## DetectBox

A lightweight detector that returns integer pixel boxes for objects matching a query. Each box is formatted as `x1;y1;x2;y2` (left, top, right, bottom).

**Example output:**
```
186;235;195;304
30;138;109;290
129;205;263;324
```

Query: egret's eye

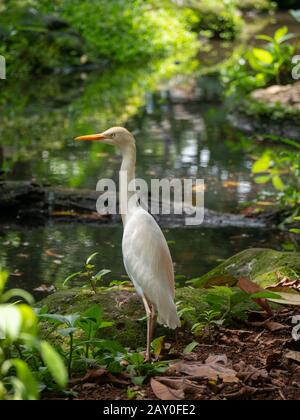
111;133;116;138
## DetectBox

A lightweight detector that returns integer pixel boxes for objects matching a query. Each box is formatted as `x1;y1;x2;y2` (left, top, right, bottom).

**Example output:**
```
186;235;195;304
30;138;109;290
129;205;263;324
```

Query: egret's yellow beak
74;133;106;141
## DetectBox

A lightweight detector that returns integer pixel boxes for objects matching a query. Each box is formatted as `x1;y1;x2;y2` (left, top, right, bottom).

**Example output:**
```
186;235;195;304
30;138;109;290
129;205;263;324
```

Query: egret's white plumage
75;126;180;360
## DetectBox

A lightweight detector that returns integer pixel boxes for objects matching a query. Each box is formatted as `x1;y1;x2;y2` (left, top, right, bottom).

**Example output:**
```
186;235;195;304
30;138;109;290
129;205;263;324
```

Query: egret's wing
122;209;180;328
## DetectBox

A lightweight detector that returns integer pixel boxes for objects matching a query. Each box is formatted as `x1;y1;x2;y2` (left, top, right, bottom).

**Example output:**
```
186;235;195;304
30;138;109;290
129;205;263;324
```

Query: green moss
243;97;300;121
191;248;300;291
39;287;214;347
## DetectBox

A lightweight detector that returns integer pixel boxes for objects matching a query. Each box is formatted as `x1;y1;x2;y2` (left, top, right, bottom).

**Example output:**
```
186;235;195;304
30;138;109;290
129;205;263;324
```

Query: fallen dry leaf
33;284;56;293
150;378;184;400
264;321;289;332
170;354;239;383
237;277;273;316
45;249;64;258
285;351;300;364
71;368;129;386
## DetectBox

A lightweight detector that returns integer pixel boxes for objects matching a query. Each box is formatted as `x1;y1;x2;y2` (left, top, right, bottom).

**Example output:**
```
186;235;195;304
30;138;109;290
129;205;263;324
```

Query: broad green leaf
81;304;102;324
2;359;39;400
254;175;271;184
256;34;273;43
252;48;273;64
1;289;34;305
0;306;21;340
132;376;146;386
272;175;285;191
2;359;38;400
98;321;113;329
57;327;77;336
294;217;300;221
38;313;72;326
252;154;271;173
19;305;38;335
274;26;288;43
40;341;68;387
290;229;300;234
251;291;281;300
290;10;300;23
151;336;165;357
129;352;144;365
183;341;199;354
0;270;9;294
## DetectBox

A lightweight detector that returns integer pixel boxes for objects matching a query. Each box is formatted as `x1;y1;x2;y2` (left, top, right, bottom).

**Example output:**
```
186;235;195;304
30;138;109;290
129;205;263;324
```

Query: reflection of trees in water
0;56;197;186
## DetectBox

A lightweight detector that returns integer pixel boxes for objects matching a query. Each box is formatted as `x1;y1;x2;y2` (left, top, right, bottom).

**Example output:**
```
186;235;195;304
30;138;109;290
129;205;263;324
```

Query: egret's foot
140;350;155;363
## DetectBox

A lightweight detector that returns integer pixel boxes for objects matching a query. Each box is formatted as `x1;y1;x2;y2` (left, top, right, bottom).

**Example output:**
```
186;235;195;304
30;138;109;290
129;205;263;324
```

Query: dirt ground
44;306;300;401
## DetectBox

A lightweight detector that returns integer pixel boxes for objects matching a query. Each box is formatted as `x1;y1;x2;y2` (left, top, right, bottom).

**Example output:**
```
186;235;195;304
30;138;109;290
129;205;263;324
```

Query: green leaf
251;48;273;64
290;10;300;23
57;327;78;336
272;175;285;191
183;341;199;354
290;229;300;234
2;359;38;400
252;154;271;173
294;217;300;221
129;352;144;365
93;269;111;281
0;270;9;294
39;313;72;326
256;34;273;43
19;305;38;336
274;26;288;43
0;306;21;340
251;291;281;300
40;341;68;388
151;336;165;357
132;376;146;386
254;175;271;184
99;321;114;329
63;271;82;287
1;288;34;305
86;252;99;265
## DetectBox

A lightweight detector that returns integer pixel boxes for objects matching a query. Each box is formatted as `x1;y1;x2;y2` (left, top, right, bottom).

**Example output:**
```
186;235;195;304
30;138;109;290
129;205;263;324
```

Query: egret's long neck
119;143;137;224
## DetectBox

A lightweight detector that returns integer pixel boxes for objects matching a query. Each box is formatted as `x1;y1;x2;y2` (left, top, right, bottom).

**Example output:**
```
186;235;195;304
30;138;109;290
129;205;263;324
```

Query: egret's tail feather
157;298;181;329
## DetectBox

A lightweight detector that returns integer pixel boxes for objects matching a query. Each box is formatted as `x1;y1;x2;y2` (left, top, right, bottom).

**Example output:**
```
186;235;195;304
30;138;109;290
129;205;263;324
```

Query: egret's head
75;126;135;149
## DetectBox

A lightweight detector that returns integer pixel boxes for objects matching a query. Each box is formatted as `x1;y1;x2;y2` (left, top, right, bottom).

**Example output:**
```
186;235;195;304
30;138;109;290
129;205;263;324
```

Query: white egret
75;127;180;360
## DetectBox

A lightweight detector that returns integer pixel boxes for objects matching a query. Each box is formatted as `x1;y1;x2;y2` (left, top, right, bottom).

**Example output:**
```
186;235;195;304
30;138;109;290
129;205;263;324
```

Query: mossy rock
191;248;300;293
38;287;212;348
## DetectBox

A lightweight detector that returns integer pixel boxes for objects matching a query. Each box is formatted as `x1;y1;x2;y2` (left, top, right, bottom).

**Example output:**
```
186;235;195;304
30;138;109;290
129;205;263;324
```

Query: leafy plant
222;26;297;96
38;304;114;375
124;352;168;386
252;149;300;218
0;269;67;400
191;309;222;339
63;252;111;292
248;26;296;84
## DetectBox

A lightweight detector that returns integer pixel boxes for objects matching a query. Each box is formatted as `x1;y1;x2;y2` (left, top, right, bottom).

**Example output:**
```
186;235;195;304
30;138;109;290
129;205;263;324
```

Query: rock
38;287;213;347
251;83;300;110
228;82;300;142
190;248;300;292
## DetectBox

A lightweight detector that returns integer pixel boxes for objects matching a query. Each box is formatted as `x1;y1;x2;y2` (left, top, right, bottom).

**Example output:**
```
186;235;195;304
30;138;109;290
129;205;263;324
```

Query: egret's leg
142;295;151;361
150;304;157;345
